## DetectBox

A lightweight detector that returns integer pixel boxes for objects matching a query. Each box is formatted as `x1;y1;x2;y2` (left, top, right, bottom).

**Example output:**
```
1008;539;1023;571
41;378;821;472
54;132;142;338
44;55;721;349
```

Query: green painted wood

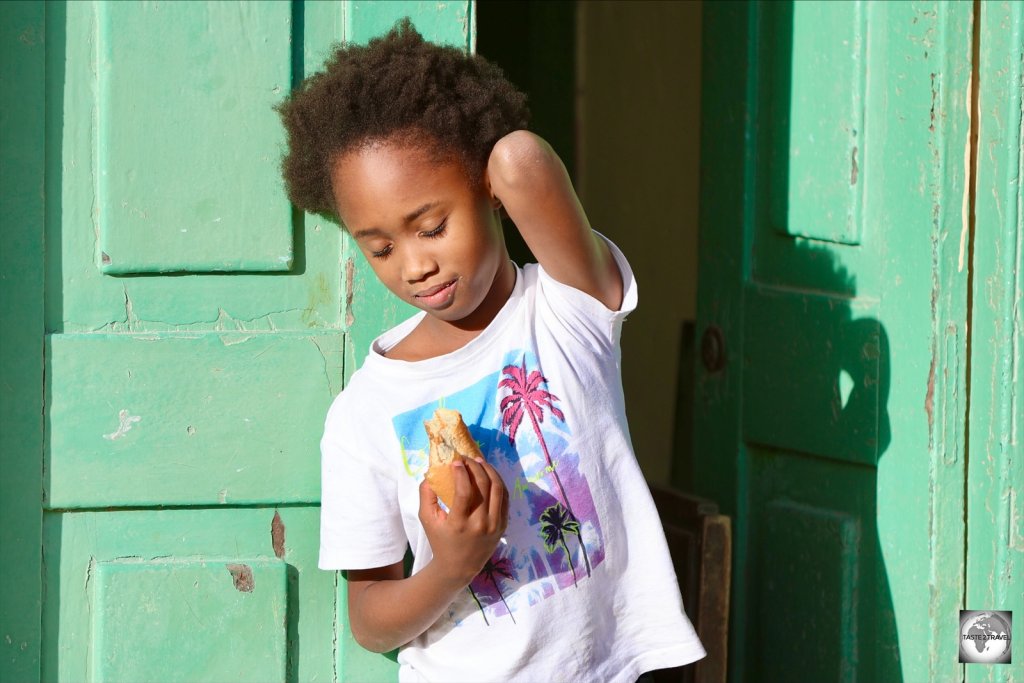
42;507;333;683
349;0;473;50
966;2;1024;681
37;2;348;681
0;2;46;679
97;0;295;274
752;477;864;682
33;2;470;681
743;285;883;466
45;332;341;508
694;2;973;682
50;1;344;336
92;559;287;682
770;0;866;245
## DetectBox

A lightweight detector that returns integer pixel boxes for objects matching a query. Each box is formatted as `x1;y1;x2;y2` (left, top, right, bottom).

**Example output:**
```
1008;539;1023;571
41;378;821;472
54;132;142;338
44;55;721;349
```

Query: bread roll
424;408;484;506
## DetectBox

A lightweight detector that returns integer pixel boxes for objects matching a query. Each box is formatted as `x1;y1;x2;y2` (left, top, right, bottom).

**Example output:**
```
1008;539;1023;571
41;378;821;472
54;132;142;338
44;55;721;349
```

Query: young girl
277;20;706;683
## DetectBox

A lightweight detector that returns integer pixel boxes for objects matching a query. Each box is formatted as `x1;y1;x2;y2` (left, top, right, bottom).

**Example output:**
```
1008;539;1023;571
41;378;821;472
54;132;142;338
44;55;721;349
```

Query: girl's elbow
351;621;397;654
489;131;558;188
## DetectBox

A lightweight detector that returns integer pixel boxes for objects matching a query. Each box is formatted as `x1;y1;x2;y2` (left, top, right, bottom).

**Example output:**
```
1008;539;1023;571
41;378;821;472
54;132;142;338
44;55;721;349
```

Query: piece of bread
423;408;484;506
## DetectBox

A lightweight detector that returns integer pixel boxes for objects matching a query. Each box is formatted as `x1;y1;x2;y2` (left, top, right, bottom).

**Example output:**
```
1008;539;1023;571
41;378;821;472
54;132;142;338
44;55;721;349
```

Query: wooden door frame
691;3;751;676
965;0;1024;663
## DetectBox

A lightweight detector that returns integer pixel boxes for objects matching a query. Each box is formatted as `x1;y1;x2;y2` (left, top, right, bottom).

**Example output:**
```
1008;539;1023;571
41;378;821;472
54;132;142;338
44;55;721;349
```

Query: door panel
742;287;884;466
749;457;866;683
40;2;473;681
695;3;973;682
46;332;340;507
769;0;867;246
42;507;332;682
96;1;295;274
48;2;342;335
92;559;288;682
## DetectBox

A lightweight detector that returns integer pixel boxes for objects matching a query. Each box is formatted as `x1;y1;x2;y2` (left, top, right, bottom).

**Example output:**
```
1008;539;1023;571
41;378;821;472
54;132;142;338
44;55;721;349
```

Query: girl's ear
482;168;502;210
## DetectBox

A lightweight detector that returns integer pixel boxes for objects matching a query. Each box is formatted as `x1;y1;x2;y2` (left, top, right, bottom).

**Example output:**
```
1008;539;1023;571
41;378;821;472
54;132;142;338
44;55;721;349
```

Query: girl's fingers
447;460;474;520
460;456;489;501
418;478;447;526
483;461;507;527
450;456;507;528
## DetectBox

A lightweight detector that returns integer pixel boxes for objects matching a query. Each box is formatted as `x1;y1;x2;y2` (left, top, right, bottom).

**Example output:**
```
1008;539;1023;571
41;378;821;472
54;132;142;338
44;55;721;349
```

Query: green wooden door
694;2;975;682
0;2;470;681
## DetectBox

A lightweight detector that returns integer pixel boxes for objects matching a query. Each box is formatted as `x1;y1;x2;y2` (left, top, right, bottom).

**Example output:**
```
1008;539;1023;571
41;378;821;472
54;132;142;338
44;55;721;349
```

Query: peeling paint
959;72;973;272
103;409;142;440
88;304;319;335
123;287;136;332
84;556;95;596
220;334;256;346
226;563;254;592
1010;488;1023;551
929;72;937;132
925;354;937;441
850;145;859;185
926;218;940;450
18;25;39;45
344;257;356;328
271;510;286;559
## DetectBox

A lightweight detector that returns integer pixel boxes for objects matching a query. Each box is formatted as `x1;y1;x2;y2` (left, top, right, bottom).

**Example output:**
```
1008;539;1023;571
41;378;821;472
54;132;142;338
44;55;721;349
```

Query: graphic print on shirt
392;349;606;626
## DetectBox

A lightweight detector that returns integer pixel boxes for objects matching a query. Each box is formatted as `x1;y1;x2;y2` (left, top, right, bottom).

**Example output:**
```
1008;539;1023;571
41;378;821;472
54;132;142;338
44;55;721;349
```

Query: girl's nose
401;246;438;284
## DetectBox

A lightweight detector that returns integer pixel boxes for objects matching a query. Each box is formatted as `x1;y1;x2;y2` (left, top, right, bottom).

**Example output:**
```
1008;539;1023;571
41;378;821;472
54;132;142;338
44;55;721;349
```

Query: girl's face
330;139;512;330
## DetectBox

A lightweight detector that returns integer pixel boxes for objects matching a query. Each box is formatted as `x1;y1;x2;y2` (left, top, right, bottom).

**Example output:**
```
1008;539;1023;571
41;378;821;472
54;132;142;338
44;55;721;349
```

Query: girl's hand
347;460;509;654
418;457;509;586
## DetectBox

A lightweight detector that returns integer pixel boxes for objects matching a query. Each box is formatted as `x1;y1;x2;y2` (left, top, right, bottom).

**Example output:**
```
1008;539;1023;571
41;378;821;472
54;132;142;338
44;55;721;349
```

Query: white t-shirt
319;237;706;683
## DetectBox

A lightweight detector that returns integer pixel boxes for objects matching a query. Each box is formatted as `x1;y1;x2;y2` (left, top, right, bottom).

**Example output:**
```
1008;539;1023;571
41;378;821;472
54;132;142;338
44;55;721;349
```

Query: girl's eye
371;244;393;260
421;219;448;239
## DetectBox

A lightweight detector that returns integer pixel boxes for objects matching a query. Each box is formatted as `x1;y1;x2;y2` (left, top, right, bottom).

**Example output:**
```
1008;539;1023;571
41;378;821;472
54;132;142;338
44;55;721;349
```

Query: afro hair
275;18;530;223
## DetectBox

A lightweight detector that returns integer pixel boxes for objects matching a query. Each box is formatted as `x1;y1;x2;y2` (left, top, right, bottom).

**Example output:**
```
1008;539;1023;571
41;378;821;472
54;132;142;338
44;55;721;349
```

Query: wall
576;0;702;483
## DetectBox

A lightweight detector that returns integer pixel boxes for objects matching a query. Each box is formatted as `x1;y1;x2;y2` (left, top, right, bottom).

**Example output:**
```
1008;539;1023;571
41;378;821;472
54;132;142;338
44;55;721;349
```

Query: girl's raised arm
486;130;624;311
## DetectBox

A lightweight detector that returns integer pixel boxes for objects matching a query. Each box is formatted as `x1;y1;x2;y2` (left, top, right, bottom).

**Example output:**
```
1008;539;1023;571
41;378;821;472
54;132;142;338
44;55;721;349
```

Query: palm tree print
466;585;489;626
539;502;580;587
499;357;592;577
475;553;518;624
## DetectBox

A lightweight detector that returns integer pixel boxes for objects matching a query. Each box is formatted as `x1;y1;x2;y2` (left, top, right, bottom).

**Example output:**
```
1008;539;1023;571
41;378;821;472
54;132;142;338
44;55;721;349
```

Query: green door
1;2;470;681
694;2;975;682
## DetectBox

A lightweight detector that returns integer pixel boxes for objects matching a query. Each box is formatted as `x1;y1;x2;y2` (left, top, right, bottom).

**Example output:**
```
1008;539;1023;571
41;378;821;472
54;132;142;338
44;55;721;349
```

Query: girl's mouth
414;278;458;308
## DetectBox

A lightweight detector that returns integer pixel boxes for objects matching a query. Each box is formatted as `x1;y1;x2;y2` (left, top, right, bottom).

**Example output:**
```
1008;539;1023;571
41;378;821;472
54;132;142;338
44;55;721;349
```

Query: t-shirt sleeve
318;392;408;571
534;231;639;352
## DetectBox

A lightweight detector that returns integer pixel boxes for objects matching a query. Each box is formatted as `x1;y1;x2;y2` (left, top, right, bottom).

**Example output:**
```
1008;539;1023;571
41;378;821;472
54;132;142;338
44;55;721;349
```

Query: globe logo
959;610;1012;664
